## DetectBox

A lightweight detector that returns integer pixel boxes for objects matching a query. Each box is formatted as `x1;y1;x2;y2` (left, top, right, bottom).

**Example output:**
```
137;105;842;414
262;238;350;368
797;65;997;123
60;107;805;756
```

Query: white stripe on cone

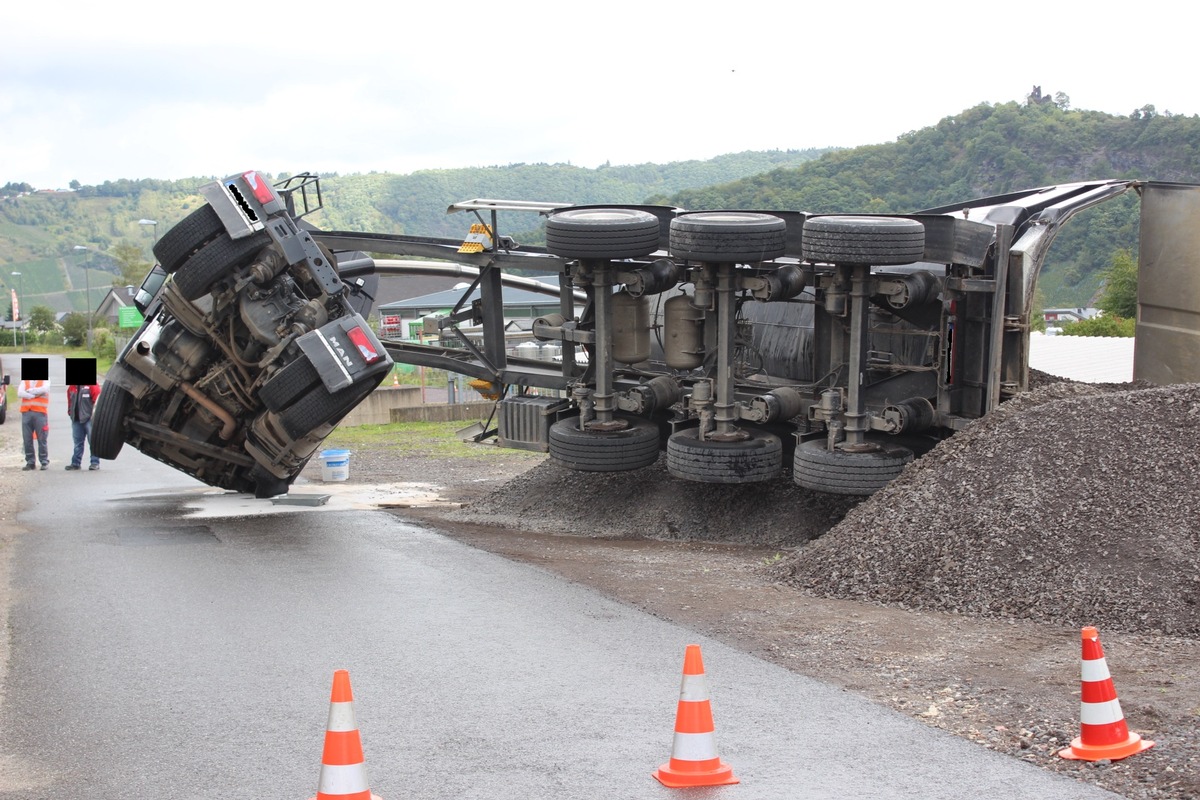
680;674;709;701
1080;698;1126;726
326;701;357;732
317;763;371;794
671;731;720;761
1081;657;1111;683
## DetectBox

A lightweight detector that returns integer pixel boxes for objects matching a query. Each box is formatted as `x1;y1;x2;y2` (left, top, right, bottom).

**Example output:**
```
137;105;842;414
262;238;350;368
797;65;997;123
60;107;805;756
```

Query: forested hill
4;97;1200;312
313;149;831;240
656;100;1200;305
658;101;1199;211
0;149;828;313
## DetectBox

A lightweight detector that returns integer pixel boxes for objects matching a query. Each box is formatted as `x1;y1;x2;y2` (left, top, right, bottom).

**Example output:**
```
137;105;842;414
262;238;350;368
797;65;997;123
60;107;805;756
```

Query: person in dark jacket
65;382;102;470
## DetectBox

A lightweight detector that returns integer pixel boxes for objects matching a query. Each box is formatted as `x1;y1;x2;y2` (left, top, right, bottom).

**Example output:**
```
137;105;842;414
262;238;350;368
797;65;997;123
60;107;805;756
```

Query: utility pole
73;246;95;348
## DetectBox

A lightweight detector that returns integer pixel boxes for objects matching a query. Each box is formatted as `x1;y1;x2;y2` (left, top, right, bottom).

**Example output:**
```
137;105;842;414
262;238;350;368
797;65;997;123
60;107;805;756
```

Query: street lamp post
138;218;158;243
73;245;94;348
9;271;22;349
8;271;17;347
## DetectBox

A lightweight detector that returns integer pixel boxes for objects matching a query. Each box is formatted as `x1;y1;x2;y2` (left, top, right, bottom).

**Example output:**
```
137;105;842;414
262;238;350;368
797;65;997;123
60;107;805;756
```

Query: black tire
548;415;661;472
259;356;321;413
669;212;786;263
793;439;914;495
666;428;782;483
90;381;133;459
172;230;271;301
250;465;291;499
278;378;378;440
153;205;227;274
802;216;925;266
545;208;660;260
0;402;6;425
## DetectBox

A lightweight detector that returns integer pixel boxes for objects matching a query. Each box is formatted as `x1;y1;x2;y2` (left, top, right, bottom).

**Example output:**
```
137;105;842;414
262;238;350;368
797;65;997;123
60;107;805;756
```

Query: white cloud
3;0;1196;189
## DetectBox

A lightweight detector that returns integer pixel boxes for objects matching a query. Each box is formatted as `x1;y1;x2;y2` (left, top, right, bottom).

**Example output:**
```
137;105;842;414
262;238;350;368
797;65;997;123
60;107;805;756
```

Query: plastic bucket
318;449;351;482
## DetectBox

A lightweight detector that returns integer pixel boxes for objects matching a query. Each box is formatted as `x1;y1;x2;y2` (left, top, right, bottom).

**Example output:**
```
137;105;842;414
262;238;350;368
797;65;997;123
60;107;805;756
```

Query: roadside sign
118;307;145;328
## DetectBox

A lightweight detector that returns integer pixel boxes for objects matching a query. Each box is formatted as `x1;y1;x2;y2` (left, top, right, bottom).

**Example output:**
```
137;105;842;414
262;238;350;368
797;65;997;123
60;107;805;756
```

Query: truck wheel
548;415;660;472
259;356;321;413
545;208;660;260
666;428;782;483
90;382;133;459
793;439;914;495
669;212;786;263
278;378;378;440
250;464;292;499
172;230;271;301
802;216;925;266
153;205;227;274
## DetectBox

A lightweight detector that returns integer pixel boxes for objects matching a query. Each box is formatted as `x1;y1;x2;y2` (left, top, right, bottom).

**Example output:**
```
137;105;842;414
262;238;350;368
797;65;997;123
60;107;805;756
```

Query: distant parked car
90;171;392;497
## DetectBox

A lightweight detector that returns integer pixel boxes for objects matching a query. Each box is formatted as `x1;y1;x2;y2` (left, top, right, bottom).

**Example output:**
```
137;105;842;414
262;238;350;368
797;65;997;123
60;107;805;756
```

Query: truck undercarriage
98;173;1198;496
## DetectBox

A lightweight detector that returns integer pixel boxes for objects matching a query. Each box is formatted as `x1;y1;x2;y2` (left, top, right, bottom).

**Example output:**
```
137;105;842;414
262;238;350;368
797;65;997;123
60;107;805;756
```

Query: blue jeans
72;419;99;468
22;411;49;466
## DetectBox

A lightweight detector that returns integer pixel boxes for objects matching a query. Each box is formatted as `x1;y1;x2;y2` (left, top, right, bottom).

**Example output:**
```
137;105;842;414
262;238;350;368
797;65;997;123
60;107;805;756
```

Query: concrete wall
337;385;421;427
389;401;494;423
336;384;492;427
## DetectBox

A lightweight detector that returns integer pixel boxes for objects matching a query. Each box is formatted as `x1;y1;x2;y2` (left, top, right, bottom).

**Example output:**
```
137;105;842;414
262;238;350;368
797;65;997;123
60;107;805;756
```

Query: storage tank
1134;183;1200;384
612;291;651;364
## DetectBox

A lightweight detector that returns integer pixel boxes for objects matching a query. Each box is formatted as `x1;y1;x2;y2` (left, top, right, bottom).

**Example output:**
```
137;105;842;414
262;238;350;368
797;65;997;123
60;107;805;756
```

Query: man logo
327;336;353;368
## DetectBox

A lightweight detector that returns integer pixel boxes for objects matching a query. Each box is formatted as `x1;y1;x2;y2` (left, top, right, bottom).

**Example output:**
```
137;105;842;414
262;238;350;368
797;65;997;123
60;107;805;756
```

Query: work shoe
88;464;100;471
22;464;35;471
65;464;81;471
40;463;49;470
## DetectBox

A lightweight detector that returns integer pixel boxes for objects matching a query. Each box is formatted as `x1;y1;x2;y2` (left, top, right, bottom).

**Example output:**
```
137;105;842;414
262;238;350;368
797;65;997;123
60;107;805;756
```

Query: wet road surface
0;408;1118;798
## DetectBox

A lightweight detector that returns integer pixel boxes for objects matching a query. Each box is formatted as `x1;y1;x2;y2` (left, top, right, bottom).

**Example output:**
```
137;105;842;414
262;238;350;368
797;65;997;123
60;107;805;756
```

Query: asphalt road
0;365;1119;799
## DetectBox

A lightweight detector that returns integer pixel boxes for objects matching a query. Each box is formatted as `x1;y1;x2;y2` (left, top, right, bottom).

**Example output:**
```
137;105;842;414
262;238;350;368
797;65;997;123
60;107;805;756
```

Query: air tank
663;293;705;370
612;291;651;364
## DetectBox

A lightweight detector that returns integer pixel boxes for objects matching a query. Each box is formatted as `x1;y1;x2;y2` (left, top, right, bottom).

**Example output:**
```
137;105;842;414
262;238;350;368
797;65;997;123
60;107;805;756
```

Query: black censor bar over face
65;358;97;385
21;357;48;381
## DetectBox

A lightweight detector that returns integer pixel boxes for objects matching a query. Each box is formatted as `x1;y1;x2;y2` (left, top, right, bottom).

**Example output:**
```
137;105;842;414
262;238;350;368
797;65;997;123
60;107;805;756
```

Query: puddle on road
132;479;456;520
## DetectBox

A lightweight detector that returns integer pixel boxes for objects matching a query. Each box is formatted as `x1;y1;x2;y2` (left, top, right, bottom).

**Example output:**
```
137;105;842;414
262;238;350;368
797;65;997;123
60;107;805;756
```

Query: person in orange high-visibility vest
19;378;50;470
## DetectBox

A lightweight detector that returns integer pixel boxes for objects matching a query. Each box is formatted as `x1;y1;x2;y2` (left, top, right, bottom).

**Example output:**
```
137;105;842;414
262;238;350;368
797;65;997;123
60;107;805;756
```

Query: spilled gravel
772;380;1200;637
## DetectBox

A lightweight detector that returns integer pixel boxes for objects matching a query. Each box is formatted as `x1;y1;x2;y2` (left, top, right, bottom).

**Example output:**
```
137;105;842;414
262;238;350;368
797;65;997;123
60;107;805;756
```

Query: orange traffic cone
392;373;399;387
309;670;382;800
1059;627;1154;762
653;644;738;787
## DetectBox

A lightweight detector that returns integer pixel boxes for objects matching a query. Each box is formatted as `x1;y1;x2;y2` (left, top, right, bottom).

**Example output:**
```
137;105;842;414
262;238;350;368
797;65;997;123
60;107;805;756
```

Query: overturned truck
94;172;1200;497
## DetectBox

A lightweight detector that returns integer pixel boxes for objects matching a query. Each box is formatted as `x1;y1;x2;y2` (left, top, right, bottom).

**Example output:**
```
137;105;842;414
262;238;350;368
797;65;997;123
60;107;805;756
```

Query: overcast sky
3;1;1191;190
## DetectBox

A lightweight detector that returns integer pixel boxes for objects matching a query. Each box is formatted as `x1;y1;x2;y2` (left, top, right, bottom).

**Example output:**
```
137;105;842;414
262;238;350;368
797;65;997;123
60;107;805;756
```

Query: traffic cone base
1059;733;1153;762
654;758;738;788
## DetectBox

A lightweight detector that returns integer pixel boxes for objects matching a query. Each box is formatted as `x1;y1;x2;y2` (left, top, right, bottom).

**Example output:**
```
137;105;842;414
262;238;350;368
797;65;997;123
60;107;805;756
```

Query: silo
1134;182;1200;384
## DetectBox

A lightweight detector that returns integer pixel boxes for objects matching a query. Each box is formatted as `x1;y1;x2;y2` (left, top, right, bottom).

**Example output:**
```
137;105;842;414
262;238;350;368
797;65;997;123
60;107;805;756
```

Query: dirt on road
311;381;1200;800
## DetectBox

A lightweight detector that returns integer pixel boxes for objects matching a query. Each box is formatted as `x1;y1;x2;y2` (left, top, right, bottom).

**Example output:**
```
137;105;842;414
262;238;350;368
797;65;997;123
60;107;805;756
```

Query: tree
61;312;88;346
1058;315;1135;337
1096;249;1138;319
110;241;151;286
28;305;56;334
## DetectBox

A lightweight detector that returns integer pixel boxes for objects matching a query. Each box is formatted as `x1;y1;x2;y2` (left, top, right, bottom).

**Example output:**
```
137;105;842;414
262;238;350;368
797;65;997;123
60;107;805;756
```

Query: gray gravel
449;456;858;546
774;380;1200;637
456;375;1200;639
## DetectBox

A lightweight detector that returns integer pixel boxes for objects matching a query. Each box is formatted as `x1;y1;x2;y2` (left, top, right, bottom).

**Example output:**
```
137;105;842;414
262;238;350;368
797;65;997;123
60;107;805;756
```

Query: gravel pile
453;375;1200;636
449;457;858;547
774;381;1200;636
